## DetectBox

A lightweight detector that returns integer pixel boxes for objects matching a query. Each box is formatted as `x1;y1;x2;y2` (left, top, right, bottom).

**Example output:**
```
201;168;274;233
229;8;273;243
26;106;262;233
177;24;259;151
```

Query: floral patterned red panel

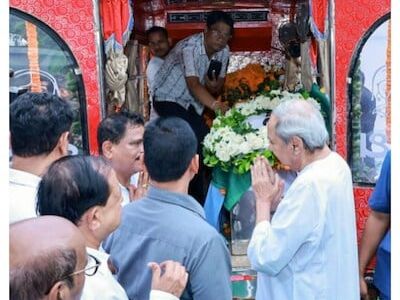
335;0;389;243
335;0;389;158
354;187;372;243
10;0;102;154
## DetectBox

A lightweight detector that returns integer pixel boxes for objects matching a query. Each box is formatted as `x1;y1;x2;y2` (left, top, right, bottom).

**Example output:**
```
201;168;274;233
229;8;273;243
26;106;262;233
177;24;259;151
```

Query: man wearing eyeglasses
10;216;87;300
36;156;188;300
152;10;233;205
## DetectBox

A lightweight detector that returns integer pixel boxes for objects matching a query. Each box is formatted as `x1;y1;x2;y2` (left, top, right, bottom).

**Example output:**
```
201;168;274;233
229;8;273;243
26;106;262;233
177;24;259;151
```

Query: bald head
10;216;86;300
10;216;85;266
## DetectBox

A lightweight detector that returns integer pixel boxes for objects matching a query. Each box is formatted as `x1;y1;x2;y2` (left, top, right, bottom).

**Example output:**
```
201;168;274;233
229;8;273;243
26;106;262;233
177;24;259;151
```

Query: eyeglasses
210;28;232;41
65;254;101;278
45;254;101;295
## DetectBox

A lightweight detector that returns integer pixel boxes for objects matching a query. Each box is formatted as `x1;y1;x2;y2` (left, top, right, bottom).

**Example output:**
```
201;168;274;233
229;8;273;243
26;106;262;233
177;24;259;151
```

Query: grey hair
272;99;328;151
10;248;77;300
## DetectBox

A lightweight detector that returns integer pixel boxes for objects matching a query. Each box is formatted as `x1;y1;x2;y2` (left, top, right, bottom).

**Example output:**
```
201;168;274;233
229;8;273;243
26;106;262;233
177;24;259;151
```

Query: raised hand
251;156;284;222
148;260;188;297
129;171;150;201
212;100;229;114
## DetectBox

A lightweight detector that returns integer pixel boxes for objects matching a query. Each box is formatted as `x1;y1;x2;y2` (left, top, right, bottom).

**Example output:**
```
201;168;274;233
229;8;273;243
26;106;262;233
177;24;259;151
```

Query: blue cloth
204;184;225;230
103;186;232;300
369;150;391;299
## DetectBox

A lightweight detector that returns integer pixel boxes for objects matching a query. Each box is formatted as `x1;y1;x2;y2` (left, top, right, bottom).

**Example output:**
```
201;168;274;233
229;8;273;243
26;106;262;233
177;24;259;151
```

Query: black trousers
153;100;210;206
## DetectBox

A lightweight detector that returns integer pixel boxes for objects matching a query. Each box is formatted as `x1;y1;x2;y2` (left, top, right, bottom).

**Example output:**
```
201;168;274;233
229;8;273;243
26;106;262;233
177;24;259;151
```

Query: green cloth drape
211;166;251;211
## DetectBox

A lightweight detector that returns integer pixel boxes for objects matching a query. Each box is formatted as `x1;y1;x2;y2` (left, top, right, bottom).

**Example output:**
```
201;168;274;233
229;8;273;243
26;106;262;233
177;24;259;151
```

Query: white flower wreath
203;90;320;174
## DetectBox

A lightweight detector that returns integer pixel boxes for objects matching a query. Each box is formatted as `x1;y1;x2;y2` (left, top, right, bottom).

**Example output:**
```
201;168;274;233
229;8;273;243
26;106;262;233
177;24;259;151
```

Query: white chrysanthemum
203;134;215;150
213;118;221;127
203;88;320;172
258;127;270;148
225;109;234;117
227;143;240;157
232;133;245;145
246;132;264;150
215;143;231;162
241;106;254;116
270;89;282;96
238;142;251;154
258;126;269;138
215;146;231;162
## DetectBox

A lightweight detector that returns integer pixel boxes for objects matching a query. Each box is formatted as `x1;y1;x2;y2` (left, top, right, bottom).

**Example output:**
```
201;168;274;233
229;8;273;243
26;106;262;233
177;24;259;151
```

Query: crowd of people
9;9;390;300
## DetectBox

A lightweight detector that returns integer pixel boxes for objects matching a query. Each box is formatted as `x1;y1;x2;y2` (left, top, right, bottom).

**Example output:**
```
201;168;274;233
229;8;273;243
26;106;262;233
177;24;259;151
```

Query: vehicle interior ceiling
132;0;309;52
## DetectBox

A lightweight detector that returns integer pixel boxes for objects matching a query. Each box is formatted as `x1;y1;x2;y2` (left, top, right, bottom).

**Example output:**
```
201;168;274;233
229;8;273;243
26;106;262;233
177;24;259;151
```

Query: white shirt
146;56;163;121
9;168;41;224
82;247;129;300
84;247;178;300
119;183;130;207
248;152;359;300
119;173;139;206
146;56;164;93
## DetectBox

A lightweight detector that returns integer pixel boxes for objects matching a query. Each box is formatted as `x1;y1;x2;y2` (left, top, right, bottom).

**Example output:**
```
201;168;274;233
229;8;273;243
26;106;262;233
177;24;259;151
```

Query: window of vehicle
9;9;88;154
348;14;390;184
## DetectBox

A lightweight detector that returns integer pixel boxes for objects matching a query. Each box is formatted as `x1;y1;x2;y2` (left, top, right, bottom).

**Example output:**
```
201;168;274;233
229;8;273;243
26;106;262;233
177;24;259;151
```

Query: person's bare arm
358;211;390;299
186;76;228;113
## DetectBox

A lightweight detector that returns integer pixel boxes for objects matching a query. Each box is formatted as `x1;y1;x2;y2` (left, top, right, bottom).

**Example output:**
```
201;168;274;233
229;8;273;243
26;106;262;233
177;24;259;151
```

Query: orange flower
224;63;266;94
222;64;285;106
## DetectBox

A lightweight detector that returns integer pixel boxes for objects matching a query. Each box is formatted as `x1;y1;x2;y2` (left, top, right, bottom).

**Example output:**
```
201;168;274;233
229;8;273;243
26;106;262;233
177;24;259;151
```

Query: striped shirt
153;32;229;115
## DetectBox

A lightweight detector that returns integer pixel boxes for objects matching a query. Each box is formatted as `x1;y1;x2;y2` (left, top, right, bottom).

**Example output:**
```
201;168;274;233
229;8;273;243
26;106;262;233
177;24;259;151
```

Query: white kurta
9;168;41;224
248;152;359;300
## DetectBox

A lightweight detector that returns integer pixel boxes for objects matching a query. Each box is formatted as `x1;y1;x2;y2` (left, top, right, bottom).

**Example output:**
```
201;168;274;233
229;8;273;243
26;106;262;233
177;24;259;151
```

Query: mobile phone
207;60;222;80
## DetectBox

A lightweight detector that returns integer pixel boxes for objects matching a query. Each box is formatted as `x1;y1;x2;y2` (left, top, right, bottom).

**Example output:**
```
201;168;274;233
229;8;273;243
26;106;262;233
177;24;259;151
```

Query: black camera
207;59;222;80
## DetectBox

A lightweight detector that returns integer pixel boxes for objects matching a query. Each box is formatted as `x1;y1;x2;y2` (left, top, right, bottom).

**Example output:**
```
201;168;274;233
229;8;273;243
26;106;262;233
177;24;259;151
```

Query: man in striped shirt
153;10;234;204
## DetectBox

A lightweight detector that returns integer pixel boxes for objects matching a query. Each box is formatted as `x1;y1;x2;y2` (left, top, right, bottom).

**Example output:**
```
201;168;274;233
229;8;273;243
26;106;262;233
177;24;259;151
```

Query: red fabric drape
310;0;328;39
100;0;133;54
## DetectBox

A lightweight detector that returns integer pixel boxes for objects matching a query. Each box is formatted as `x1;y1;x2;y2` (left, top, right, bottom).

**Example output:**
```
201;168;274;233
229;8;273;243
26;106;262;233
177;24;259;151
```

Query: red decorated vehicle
9;0;390;298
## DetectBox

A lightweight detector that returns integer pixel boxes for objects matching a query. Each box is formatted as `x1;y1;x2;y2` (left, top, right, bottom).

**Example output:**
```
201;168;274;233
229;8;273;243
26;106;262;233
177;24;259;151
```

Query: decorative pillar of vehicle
335;0;390;249
25;22;41;93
